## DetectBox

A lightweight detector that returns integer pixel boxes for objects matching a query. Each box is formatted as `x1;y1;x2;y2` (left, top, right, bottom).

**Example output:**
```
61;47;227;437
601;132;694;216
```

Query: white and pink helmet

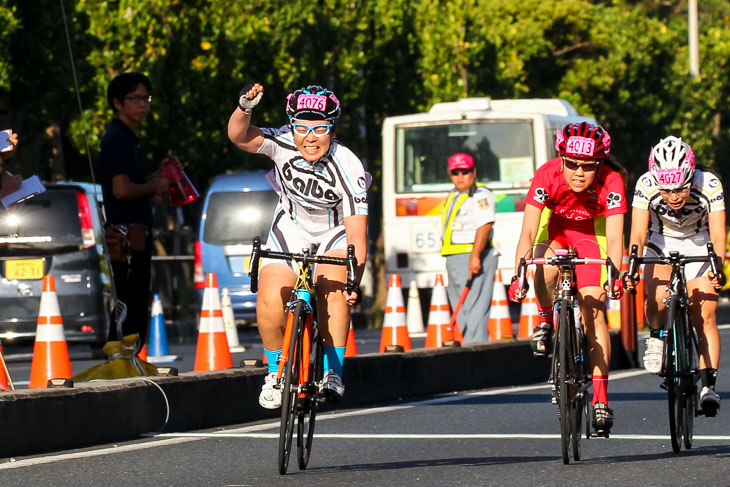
648;136;695;190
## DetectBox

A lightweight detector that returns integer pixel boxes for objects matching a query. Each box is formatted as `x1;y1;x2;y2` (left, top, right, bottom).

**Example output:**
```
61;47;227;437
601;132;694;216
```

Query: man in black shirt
98;72;169;347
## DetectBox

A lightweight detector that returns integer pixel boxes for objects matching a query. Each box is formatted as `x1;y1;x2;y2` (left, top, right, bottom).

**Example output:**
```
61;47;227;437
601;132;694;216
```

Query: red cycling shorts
536;213;608;290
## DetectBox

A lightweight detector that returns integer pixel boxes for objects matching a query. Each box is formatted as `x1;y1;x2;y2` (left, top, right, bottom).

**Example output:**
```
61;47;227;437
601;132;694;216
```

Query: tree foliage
2;0;730;219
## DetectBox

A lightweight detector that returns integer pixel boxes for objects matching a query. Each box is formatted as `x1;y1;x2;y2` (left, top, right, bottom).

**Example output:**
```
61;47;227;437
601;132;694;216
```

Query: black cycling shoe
530;323;553;358
592;402;614;435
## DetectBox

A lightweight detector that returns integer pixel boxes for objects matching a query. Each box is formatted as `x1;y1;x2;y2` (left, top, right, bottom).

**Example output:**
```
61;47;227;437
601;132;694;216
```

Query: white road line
152;432;730;441
0;368;656;470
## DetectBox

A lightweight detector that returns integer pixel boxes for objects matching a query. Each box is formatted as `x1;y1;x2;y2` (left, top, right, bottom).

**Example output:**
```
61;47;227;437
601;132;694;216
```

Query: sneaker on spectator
320;369;345;399
592;402;614;433
259;372;282;409
643;336;664;374
531;323;553;358
700;386;721;416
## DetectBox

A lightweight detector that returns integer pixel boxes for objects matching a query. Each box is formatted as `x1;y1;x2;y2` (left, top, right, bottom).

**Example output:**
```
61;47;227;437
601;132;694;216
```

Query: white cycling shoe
320;369;345;400
259;372;282;409
643;336;664;374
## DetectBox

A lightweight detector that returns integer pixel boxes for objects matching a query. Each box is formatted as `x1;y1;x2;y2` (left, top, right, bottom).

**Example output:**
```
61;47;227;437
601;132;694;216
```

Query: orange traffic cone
425;274;454;348
487;270;514;341
0;342;8;391
29;275;72;388
194;273;233;371
635;266;645;330
345;321;358;357
138;344;148;361
517;269;540;339
380;274;412;352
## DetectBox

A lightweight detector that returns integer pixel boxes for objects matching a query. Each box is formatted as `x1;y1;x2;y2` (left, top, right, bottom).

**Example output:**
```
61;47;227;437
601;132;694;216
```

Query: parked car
0;181;110;346
196;171;278;323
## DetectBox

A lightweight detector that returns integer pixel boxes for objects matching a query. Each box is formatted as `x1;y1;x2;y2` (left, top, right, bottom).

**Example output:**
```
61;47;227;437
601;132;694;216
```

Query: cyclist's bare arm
709;210;726;266
343;214;367;305
227;82;265;153
514;204;542;273
605;213;624;294
626;206;650;290
708;209;726;288
628;206;650;259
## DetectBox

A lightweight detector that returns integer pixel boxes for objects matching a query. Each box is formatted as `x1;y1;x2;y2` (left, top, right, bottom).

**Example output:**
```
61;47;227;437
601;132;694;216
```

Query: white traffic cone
221;288;246;353
406;280;425;336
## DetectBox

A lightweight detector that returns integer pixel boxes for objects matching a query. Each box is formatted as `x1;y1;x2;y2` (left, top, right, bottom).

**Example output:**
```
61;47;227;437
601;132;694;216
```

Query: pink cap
448;153;474;171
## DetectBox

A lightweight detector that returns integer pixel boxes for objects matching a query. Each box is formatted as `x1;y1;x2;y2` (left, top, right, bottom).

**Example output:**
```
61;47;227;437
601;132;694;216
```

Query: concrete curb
0;333;627;459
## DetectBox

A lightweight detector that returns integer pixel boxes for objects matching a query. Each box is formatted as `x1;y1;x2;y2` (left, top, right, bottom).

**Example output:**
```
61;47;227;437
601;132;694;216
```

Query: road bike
626;242;720;453
515;248;618;464
249;236;358;474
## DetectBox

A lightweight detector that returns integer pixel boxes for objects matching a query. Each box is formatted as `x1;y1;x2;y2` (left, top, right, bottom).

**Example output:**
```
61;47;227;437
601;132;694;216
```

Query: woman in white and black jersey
228;83;368;410
627;135;725;415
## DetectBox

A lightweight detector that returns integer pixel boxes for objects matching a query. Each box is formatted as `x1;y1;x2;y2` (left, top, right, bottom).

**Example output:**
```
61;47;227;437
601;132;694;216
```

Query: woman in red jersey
508;121;627;435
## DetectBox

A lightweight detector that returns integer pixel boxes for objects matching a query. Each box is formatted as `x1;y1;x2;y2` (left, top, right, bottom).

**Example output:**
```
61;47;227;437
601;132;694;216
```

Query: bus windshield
396;120;535;192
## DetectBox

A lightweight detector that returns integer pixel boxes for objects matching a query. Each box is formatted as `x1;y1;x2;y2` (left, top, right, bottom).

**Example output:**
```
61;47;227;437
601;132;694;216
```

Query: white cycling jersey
632;168;725;239
257;126;368;235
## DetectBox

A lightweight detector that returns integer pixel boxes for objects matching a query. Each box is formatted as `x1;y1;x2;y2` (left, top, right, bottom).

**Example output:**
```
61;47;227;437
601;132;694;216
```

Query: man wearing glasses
98;72;170;348
440;152;498;344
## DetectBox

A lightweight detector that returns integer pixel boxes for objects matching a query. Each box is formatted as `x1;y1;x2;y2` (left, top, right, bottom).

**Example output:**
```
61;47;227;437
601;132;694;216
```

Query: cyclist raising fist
509;122;627;435
627;136;725;415
228;84;368;409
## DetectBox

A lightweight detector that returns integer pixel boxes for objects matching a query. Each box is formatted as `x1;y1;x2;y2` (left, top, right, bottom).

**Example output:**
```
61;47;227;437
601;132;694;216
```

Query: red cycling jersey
526;157;627;288
526;157;627;225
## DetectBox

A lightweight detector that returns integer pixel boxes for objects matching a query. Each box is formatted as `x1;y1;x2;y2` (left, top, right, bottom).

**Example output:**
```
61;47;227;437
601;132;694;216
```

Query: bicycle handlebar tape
380;274;413;352
147;293;180;364
517;268;540;339
406;280;425;335
425;274;455;348
488;270;515;341
29;275;73;388
194;273;234;371
345;320;358;357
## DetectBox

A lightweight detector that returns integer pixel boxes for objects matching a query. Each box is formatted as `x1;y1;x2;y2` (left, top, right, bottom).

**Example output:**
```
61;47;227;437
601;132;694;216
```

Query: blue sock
322;346;346;376
264;347;281;374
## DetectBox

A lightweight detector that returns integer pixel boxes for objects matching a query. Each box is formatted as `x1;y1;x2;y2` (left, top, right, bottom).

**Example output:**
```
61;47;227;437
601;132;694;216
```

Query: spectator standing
98;72;169;347
441;153;498;344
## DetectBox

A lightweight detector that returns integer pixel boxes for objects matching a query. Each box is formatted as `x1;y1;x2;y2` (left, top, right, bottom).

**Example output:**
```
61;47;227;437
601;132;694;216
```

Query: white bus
381;97;597;289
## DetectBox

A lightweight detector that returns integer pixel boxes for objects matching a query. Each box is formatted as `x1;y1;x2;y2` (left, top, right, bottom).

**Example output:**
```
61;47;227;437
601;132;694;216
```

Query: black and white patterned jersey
632;169;725;238
257;125;368;234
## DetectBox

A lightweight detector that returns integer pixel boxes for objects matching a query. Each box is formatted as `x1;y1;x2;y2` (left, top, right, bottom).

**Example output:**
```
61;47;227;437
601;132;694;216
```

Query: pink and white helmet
648;136;695;190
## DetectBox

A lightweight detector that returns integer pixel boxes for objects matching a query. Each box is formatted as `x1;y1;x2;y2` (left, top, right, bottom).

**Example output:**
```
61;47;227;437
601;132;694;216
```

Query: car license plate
5;259;44;280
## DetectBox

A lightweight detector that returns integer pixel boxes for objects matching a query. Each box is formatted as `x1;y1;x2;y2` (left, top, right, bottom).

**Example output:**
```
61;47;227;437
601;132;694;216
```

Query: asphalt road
1;328;729;486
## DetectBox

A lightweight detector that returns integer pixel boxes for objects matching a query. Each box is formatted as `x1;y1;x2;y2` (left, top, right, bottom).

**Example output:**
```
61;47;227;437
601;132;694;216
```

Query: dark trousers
110;246;152;347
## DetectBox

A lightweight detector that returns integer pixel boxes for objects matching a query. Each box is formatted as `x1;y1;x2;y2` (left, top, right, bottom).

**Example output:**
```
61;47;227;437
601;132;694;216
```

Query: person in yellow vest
441;152;498;343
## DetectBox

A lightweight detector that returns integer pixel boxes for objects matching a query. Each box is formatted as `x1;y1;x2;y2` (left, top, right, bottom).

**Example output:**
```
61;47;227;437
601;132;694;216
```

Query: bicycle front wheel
664;298;683;454
556;300;573;465
682;316;699;450
278;302;305;475
297;323;323;470
571;327;587;461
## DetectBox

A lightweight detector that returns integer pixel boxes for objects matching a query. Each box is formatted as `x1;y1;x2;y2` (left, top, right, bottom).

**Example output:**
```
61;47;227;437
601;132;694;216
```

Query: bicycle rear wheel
297;323;322;470
278;302;305;475
556;300;572;465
